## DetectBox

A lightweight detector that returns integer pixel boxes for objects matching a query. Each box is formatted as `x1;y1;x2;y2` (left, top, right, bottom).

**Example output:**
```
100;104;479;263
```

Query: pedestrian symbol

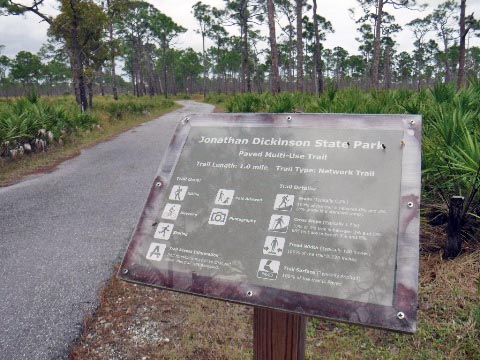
154;222;174;240
273;194;294;211
268;214;290;233
215;189;235;206
161;203;181;221
257;259;280;280
146;243;167;262
169;185;188;201
263;236;285;256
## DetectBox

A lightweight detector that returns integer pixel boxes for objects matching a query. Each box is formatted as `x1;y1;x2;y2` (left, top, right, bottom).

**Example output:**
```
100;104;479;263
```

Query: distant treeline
0;0;479;106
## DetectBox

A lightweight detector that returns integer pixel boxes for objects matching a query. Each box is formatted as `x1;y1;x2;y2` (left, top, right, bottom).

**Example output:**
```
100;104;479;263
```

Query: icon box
263;236;285;256
208;208;229;225
273;194;295;211
169;185;188;201
146;243;167;262
257;259;280;280
268;214;291;233
215;189;235;206
161;203;181;221
153;222;174;240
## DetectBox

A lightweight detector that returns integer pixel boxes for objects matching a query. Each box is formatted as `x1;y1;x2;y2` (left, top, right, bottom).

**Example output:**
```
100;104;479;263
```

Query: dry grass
69;225;480;359
304;249;480;359
70;274;253;360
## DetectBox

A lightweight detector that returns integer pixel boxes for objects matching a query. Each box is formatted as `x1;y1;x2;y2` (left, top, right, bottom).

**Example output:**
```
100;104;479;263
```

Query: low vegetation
207;82;480;257
69;84;480;359
0;94;177;185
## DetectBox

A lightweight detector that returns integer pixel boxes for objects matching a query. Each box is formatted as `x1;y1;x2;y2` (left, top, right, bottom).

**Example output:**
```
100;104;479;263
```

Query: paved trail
0;101;214;360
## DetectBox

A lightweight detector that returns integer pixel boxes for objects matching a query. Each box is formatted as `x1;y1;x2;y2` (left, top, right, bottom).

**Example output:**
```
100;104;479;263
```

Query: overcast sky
0;0;479;60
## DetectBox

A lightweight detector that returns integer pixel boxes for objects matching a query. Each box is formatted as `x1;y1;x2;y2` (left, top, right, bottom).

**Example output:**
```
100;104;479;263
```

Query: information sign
119;113;421;333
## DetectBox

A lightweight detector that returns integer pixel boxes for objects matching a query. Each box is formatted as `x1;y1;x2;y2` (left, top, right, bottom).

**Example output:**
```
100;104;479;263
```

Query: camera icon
208;208;229;226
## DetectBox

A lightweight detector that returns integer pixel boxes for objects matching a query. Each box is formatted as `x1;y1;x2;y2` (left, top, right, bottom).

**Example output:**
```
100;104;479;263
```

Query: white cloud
0;0;479;59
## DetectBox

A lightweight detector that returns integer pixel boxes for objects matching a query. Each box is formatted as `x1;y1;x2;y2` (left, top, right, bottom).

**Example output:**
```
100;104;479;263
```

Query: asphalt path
0;100;214;360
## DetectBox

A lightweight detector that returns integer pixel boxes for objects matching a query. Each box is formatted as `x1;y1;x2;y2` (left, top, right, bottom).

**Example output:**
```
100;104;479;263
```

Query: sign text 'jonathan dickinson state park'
119;113;421;333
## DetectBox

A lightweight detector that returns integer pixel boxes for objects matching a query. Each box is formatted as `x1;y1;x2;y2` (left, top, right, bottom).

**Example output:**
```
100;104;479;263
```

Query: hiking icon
169;185;188;201
273;194;294;211
268;214;290;233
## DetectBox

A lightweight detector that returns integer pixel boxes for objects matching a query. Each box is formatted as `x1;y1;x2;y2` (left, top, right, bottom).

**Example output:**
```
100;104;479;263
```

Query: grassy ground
68;93;479;359
69;225;480;360
0;96;180;187
5;93;477;358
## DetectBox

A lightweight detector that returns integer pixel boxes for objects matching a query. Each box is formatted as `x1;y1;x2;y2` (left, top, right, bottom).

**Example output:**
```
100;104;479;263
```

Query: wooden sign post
254;308;306;360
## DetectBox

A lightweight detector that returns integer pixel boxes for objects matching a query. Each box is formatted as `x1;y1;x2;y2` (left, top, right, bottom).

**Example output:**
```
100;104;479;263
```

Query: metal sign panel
119;113;421;333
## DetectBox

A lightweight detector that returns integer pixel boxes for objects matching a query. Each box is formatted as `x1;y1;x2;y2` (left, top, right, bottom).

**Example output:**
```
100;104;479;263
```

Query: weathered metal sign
119;113;421;333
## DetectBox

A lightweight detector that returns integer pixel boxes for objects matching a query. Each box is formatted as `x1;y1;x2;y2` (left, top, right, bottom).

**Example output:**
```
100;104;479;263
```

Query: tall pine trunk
69;0;88;111
68;48;81;104
312;0;323;95
266;0;280;94
295;0;303;92
201;33;207;97
107;0;118;100
99;68;105;96
162;42;168;98
372;0;384;89
442;36;451;83
457;0;467;89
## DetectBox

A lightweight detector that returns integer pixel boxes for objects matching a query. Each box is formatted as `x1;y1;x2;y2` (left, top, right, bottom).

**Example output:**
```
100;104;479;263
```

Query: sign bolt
397;312;405;320
247;290;254;297
286;116;292;122
183;117;190;124
156;182;162;188
121;268;129;275
409;120;415;126
407;202;414;208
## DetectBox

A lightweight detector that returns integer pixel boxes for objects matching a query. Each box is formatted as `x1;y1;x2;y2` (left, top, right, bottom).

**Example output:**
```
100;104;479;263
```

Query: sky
0;0;479;60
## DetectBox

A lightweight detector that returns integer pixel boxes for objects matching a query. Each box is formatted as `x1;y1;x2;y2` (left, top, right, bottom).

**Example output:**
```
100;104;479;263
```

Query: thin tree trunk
69;0;88;111
87;80;93;109
162;43;168;98
131;69;136;96
156;73;163;95
267;0;281;94
372;0;384;89
202;33;207;97
68;48;80;104
457;0;467;89
384;47;392;89
442;36;451;83
145;49;155;96
99;67;105;96
107;0;118;100
241;26;250;92
296;0;303;92
312;0;323;95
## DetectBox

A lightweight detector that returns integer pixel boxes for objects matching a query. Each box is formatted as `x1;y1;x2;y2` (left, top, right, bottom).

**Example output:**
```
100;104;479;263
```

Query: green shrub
226;93;264;113
97;96;173;120
204;93;230;104
266;92;296;113
0;97;99;155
